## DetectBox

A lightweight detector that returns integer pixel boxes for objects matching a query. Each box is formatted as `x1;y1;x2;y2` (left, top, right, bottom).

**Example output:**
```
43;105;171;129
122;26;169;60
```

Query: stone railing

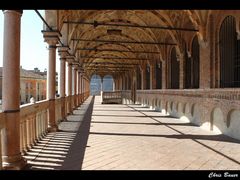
20;100;49;154
136;88;240;101
71;95;75;109
0;93;89;169
83;91;90;101
65;95;71;114
121;90;132;104
134;88;240;140
0;112;5;169
102;91;122;104
55;98;62;124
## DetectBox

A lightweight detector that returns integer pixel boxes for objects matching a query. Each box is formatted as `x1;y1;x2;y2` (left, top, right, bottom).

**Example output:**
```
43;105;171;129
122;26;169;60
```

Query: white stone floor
25;95;240;170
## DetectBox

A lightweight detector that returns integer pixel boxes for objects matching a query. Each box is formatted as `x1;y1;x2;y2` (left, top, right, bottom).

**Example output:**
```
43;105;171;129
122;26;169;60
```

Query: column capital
42;30;61;46
78;68;84;73
58;46;70;58
72;63;80;70
3;10;23;15
66;55;75;63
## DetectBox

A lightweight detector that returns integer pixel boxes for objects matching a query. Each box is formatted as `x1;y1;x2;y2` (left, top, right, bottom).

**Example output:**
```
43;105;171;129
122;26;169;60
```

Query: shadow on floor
24;97;95;170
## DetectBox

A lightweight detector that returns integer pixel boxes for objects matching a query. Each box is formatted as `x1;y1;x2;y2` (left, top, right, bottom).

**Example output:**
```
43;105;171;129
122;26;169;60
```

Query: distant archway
103;75;114;91
90;74;101;95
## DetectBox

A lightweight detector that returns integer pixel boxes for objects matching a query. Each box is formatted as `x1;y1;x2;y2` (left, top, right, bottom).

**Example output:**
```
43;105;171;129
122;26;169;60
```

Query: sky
0;10;60;73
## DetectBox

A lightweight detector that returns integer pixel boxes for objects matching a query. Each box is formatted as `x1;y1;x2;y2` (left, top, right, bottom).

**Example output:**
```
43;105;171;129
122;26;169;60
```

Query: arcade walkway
24;96;240;170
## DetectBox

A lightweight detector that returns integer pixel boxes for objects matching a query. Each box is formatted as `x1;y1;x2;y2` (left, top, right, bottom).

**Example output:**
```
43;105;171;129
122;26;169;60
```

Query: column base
2;154;27;170
47;125;58;132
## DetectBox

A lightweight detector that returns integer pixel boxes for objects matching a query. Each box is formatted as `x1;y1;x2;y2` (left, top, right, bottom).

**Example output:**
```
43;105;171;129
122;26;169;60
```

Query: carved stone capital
42;30;61;46
58;46;70;58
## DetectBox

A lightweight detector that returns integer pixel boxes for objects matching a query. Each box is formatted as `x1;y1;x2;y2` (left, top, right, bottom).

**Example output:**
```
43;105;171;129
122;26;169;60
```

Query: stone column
141;64;146;89
1;10;26;170
131;70;137;103
150;64;157;89
58;46;69;120
82;75;85;100
100;77;103;103
80;74;83;103
113;79;115;91
67;61;73;114
77;70;81;106
42;31;60;132
73;66;77;108
162;61;166;89
179;54;185;89
199;41;211;88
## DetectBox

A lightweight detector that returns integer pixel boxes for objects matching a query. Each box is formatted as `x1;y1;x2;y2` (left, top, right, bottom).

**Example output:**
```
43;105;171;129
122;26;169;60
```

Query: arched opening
90;74;101;95
137;66;142;90
210;107;225;134
146;64;150;89
192;35;200;88
103;75;113;91
156;61;162;89
184;42;192;89
219;16;240;87
227;110;240;139
170;47;179;89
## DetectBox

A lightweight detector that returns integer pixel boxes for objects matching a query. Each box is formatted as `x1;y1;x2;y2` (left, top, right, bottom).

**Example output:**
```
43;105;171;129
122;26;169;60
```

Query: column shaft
2;10;26;169
74;68;77;108
60;58;66;118
67;63;72;113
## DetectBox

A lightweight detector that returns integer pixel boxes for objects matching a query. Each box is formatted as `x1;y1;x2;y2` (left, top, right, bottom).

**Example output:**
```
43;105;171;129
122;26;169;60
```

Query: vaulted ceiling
45;10;211;78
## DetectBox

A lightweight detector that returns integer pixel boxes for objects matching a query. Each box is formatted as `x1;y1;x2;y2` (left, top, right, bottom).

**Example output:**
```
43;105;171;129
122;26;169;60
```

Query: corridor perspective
0;10;239;171
23;96;240;170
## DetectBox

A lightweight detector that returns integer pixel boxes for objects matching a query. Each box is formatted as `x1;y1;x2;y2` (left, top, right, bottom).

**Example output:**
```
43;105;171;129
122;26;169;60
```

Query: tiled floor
25;96;240;170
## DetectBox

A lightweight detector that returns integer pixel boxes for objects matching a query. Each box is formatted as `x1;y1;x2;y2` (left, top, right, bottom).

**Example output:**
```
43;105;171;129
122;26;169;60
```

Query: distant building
0;67;47;105
29;67;59;97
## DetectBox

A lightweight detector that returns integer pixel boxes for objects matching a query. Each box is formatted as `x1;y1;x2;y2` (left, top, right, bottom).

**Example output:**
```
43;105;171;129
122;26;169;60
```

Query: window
170;47;179;89
219;16;240;87
146;65;150;89
192;36;200;88
156;62;162;89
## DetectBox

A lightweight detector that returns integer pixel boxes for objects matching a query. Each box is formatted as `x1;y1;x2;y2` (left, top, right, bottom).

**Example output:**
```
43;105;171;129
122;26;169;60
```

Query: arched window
146;64;150;89
219;16;240;87
90;74;101;95
156;61;162;89
184;42;191;89
137;66;142;90
192;35;200;88
103;75;113;91
170;47;179;89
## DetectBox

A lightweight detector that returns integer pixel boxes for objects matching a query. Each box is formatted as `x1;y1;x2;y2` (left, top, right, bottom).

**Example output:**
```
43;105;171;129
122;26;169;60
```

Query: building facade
0;67;47;105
